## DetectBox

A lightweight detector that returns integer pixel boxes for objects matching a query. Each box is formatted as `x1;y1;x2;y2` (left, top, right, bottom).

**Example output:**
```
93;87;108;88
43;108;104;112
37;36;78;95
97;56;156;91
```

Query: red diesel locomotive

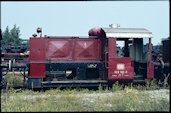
27;24;154;88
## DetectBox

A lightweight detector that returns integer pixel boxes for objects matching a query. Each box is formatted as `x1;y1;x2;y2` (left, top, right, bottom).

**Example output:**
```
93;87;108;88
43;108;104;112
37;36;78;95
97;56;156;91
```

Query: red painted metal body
28;26;154;86
29;37;101;77
73;38;101;61
108;58;134;80
29;38;46;62
29;38;46;77
147;38;154;79
108;38;134;81
30;37;101;62
88;27;102;37
147;62;154;79
30;63;45;77
46;38;73;61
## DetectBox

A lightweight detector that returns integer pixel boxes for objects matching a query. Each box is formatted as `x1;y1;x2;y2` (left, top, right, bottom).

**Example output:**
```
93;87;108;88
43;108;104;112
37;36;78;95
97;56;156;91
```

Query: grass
1;72;27;89
1;73;170;112
1;86;169;112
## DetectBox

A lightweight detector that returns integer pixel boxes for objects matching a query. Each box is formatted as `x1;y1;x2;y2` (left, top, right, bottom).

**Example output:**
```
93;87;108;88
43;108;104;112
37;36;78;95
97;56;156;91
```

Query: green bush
111;81;123;92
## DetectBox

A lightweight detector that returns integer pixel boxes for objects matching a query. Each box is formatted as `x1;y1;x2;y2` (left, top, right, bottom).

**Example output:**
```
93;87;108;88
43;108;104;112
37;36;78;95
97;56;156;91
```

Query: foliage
1;85;169;112
163;73;170;88
1;73;170;112
1;24;22;46
111;81;123;92
1;72;27;91
145;79;159;90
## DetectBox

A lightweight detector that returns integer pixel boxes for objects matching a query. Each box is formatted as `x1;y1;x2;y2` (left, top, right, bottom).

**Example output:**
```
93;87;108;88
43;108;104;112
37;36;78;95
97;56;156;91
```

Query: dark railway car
153;38;170;85
162;38;170;63
27;24;154;88
1;44;29;72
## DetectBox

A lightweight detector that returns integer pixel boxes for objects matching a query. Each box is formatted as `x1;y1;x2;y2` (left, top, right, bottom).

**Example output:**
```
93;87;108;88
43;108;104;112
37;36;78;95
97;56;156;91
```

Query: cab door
108;38;134;81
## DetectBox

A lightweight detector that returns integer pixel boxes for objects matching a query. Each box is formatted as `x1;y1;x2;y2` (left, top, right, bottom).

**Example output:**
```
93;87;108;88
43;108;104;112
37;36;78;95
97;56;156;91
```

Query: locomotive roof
101;27;153;38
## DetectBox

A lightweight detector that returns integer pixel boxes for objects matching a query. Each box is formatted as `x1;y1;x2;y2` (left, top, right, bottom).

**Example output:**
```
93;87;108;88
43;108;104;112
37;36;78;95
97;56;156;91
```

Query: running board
42;80;108;87
42;80;108;84
133;80;145;83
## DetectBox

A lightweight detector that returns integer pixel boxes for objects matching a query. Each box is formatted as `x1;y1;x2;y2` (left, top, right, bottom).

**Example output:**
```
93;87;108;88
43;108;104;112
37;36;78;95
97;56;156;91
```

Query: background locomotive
1;40;29;75
27;24;155;88
152;37;170;85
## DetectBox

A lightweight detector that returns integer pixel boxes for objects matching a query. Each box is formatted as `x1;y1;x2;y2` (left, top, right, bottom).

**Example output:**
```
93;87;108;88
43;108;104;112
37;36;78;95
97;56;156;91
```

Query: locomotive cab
101;25;153;83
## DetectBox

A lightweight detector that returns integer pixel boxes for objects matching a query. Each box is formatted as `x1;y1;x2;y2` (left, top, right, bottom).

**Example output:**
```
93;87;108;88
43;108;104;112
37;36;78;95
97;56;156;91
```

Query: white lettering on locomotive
88;64;97;68
113;70;128;77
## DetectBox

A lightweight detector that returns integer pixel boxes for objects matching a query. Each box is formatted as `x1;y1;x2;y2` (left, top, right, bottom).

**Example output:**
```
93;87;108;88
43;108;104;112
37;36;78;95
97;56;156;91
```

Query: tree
1;26;10;46
1;24;22;46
